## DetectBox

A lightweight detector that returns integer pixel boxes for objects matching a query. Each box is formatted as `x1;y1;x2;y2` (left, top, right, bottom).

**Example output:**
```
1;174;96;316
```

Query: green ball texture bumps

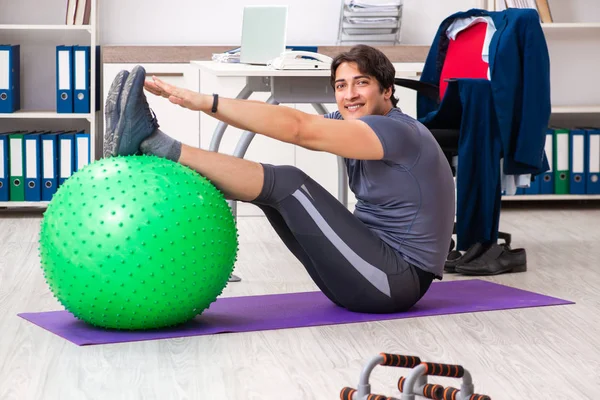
39;155;238;330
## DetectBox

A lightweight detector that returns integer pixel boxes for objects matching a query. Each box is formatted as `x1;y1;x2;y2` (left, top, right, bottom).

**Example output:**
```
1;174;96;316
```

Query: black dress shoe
455;243;527;276
444;232;513;273
444;242;488;273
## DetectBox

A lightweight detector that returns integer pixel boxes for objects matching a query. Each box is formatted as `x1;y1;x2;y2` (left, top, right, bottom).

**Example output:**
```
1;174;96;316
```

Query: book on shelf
504;0;553;23
66;0;91;25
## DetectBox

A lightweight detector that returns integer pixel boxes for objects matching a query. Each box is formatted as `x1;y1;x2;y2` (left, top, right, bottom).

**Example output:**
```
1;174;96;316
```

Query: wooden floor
1;202;599;400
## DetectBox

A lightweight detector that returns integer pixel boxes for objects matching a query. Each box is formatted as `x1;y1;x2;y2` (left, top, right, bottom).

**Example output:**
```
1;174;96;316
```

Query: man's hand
144;76;210;112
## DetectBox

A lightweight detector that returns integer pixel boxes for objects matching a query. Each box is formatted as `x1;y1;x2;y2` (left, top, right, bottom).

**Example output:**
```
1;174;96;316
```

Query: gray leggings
250;164;434;314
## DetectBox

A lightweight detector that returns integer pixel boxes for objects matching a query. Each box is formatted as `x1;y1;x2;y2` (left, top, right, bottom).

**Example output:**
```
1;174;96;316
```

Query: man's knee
271;164;308;182
254;164;309;205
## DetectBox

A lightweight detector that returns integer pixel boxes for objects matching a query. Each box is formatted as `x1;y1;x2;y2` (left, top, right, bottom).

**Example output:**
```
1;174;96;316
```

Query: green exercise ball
39;155;238;330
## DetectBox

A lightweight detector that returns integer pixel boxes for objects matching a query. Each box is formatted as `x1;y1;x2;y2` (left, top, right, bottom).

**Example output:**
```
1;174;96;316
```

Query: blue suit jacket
418;8;551;175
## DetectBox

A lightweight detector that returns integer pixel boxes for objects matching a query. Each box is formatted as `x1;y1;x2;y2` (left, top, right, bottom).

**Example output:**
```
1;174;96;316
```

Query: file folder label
10;138;22;176
74;50;86;91
25;137;42;201
25;139;37;179
0;50;8;92
58;50;71;92
76;134;90;170
60;139;72;179
568;130;586;195
590;135;600;174
0;140;4;179
0;135;6;201
43;140;55;180
557;134;569;171
545;134;553;172
572;135;584;175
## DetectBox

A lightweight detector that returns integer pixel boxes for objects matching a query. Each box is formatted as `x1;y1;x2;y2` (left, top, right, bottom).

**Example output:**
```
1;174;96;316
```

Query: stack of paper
347;0;403;13
212;48;241;63
338;0;404;44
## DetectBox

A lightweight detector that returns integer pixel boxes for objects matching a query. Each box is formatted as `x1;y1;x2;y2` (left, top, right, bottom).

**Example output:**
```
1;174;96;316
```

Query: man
104;45;455;314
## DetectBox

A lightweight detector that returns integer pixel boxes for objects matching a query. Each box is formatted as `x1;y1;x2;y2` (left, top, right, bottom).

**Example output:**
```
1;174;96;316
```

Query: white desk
190;60;424;217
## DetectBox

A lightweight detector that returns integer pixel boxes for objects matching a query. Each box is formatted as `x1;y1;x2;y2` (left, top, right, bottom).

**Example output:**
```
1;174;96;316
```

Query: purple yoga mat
18;279;573;346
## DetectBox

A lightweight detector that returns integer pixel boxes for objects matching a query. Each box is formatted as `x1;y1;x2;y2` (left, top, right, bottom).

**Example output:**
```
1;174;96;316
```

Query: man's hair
330;45;398;107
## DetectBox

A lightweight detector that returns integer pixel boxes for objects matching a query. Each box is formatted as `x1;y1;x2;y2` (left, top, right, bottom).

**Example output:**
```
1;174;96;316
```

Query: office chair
393;9;550;275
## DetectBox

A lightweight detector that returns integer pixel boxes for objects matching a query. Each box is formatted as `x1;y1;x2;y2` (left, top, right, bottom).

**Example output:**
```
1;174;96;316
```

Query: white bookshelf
482;0;600;202
552;105;600;114
0;0;100;210
0;111;93;120
503;194;600;201
541;22;600;30
0;201;50;208
0;24;92;31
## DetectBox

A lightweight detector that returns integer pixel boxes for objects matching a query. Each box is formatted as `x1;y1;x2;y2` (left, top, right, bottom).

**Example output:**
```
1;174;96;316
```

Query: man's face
333;61;392;120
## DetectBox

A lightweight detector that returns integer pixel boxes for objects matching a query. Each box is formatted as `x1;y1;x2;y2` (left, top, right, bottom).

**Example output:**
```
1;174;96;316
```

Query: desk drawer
271;76;335;104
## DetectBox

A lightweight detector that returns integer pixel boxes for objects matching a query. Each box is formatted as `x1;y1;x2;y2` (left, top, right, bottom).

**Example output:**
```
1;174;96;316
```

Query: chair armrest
394;78;440;103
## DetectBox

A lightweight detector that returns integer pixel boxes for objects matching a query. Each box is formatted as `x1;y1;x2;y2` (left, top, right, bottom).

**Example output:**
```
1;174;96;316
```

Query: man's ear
383;86;393;100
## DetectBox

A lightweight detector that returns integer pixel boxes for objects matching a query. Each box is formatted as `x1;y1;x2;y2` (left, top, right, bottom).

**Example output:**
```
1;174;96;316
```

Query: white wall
0;0;494;46
1;0;484;45
98;0;481;46
494;0;600;22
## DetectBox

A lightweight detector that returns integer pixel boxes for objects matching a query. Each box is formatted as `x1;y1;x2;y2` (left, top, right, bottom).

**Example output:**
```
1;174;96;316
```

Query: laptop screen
240;5;288;65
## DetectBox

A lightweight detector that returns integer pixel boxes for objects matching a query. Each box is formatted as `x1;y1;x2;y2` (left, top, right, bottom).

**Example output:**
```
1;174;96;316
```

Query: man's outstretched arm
144;76;384;161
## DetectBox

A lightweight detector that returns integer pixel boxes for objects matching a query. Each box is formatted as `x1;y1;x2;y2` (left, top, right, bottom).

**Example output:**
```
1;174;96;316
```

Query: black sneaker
109;65;159;157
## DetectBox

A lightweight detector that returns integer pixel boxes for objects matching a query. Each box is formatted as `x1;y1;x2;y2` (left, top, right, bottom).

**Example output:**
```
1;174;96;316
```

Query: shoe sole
103;70;129;158
456;264;527;276
113;65;147;156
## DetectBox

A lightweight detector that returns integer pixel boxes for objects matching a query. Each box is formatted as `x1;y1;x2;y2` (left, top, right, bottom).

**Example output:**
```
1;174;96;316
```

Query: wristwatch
211;93;218;113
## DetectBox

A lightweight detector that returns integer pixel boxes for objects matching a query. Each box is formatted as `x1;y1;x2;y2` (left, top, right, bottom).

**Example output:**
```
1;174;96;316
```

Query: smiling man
104;44;455;314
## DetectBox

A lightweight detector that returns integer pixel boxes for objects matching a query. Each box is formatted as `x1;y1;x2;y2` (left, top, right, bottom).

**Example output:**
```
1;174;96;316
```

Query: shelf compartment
0;201;50;208
542;22;600;30
0;24;91;31
502;194;600;201
552;105;600;114
0;110;93;120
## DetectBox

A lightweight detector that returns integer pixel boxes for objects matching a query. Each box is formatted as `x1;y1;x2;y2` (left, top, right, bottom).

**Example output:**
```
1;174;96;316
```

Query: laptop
239;5;288;65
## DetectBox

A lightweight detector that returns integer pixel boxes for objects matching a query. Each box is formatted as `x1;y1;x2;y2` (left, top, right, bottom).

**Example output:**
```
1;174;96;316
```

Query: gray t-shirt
325;108;455;278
